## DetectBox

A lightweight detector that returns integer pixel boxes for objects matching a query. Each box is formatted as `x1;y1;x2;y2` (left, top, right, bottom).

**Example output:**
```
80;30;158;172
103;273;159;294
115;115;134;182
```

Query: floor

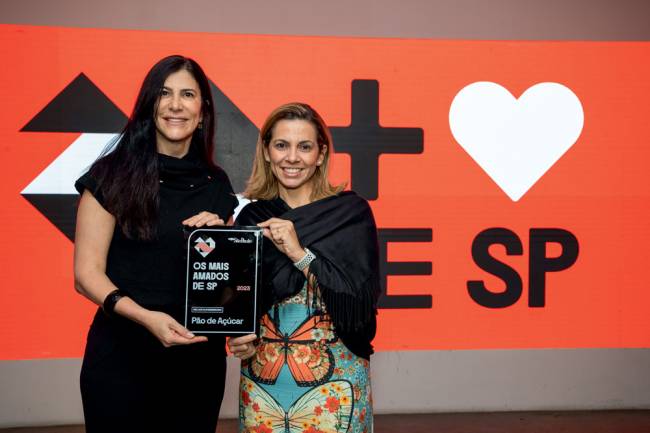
1;411;649;433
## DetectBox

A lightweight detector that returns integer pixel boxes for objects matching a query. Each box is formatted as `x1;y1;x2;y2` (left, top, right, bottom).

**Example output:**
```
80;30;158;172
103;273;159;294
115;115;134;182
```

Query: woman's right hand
258;218;305;262
141;310;208;347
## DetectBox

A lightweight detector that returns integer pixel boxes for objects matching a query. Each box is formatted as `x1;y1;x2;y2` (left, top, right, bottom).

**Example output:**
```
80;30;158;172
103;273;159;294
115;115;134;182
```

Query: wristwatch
293;248;316;271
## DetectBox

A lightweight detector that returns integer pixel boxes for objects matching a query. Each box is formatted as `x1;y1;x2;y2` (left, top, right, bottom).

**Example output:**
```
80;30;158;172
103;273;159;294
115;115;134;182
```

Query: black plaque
185;226;262;335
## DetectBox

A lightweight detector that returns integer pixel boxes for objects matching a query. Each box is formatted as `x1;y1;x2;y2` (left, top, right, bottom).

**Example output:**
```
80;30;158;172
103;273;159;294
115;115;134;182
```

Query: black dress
75;152;238;433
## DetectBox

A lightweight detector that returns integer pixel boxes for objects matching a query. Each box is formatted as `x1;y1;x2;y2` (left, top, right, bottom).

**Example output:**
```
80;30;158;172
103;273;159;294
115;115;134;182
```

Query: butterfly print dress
240;284;373;433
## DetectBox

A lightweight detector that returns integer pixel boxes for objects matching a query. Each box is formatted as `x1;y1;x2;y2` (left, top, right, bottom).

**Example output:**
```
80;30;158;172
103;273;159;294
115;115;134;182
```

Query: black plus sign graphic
331;80;423;200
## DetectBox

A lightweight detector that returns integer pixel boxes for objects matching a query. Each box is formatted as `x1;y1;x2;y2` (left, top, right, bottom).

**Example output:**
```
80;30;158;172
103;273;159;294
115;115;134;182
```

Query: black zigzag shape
21;79;260;242
21;73;127;133
210;81;259;193
22;194;79;241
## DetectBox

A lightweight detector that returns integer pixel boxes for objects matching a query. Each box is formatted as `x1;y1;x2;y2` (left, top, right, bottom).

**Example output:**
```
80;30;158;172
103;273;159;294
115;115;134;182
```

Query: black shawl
235;191;380;359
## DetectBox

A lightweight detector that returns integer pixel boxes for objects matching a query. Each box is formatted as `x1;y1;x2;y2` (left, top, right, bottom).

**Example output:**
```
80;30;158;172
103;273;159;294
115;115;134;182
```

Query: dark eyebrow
160;86;198;92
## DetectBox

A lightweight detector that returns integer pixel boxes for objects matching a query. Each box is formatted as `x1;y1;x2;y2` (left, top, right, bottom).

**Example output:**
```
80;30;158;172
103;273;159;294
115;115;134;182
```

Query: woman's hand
182;211;225;228
141;310;208;347
227;334;258;360
258;218;305;262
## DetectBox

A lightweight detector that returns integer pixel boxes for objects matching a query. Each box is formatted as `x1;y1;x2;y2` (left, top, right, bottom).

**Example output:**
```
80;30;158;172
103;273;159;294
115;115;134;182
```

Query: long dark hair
89;55;216;240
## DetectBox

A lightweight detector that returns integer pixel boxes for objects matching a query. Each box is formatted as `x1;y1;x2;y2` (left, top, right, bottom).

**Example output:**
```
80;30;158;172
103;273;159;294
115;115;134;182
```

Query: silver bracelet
293;248;316;271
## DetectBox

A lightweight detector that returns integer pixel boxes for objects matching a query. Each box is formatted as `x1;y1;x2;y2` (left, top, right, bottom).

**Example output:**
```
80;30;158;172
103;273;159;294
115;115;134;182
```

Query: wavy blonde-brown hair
244;102;345;201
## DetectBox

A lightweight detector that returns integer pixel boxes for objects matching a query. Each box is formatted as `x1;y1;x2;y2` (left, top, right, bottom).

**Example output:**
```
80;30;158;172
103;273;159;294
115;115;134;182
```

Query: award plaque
184;226;262;335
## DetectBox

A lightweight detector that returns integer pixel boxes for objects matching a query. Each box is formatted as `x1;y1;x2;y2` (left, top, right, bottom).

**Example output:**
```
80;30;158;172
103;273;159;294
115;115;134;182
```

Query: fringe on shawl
307;269;379;333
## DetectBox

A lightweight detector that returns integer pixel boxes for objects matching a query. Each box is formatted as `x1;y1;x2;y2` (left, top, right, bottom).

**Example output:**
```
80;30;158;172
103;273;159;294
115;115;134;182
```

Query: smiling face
154;69;203;156
264;119;327;205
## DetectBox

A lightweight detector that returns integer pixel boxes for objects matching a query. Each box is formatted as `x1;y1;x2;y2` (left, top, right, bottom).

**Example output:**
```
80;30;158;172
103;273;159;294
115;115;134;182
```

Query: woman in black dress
74;55;256;433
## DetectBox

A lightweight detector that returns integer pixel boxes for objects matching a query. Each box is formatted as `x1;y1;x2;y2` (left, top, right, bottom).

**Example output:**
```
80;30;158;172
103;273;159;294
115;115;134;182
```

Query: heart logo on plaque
449;81;584;201
194;237;216;258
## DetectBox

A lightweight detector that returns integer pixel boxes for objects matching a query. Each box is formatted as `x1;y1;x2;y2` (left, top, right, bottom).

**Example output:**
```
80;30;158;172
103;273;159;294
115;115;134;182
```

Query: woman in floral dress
230;103;380;433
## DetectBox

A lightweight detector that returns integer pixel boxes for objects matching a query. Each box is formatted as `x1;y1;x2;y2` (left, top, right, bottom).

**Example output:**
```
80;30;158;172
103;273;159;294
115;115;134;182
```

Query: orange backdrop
1;25;649;360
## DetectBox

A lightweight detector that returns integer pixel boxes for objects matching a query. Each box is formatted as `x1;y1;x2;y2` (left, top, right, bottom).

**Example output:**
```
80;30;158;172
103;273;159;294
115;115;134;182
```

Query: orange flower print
242;390;251;406
304;426;326;433
252;403;260;413
325;396;340;413
253;424;272;433
314;405;323;416
340;395;350;405
294;345;311;364
262;343;279;363
308;347;322;365
359;407;367;423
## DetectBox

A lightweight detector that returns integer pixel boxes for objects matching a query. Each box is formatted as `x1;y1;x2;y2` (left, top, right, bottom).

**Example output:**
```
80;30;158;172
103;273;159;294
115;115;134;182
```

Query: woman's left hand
182;211;225;227
227;333;258;360
258;218;305;262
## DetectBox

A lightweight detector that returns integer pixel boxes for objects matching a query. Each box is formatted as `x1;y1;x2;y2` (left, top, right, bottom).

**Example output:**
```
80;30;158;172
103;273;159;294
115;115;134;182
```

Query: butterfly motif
240;375;354;433
247;314;338;387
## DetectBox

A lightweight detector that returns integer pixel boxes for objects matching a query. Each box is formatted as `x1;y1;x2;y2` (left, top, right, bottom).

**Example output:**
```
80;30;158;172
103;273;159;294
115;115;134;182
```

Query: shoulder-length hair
89;55;216;240
244;102;344;201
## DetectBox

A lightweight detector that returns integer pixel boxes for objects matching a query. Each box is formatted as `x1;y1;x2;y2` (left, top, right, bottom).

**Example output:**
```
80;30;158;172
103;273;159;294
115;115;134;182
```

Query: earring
198;121;203;130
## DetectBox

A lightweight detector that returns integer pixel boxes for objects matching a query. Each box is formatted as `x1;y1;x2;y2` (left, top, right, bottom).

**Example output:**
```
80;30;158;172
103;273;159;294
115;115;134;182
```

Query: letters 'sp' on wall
1;25;649;360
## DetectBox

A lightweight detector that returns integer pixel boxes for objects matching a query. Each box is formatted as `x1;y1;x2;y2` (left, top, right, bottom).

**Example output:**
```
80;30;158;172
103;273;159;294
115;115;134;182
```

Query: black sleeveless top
75;152;238;323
